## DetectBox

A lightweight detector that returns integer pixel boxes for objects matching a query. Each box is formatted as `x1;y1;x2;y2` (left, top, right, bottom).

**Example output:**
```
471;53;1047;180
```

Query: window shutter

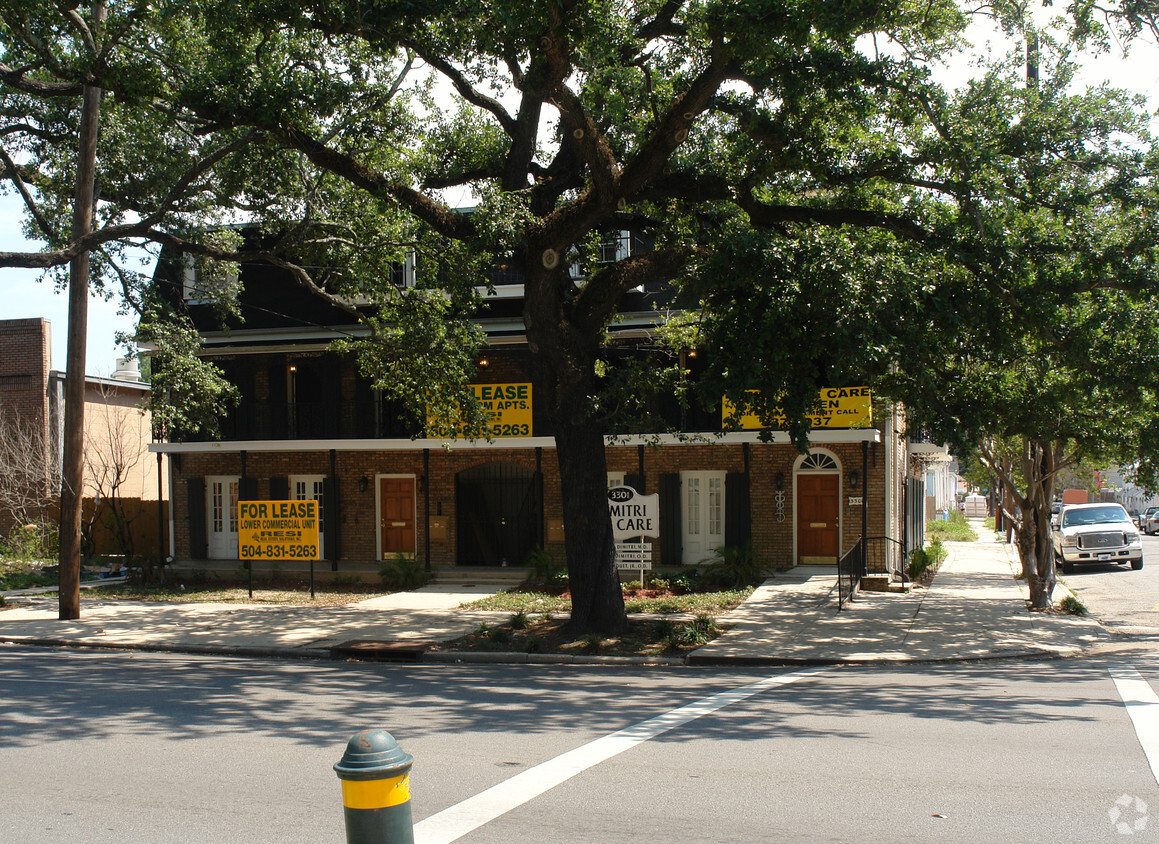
269;477;289;501
323;477;339;563
725;473;751;546
625;473;645;494
187;478;207;559
659;474;681;566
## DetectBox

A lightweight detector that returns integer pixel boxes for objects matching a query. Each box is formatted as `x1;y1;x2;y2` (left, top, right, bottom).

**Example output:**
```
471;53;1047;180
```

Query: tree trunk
1020;439;1056;610
523;257;627;636
58;2;104;620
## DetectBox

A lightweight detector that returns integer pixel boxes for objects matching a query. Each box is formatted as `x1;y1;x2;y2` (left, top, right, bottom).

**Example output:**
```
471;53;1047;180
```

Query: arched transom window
798;452;838;472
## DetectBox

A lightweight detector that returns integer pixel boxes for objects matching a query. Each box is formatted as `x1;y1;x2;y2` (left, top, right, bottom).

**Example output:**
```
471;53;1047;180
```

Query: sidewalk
689;526;1105;665
0;523;1108;665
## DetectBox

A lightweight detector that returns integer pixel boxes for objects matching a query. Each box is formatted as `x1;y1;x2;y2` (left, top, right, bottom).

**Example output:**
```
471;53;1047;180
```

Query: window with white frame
291;475;325;558
680;470;725;564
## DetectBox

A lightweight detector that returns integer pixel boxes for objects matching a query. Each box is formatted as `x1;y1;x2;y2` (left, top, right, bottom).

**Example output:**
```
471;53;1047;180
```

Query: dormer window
388;252;417;290
182;256;238;304
598;230;632;264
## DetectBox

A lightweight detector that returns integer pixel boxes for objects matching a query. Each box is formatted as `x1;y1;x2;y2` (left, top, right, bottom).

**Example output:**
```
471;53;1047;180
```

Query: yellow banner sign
474;383;533;437
238;500;320;560
723;387;873;430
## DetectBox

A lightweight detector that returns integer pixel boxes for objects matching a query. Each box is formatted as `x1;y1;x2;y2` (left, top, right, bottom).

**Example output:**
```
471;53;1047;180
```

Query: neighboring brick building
148;241;930;582
0;317;165;557
0;318;55;539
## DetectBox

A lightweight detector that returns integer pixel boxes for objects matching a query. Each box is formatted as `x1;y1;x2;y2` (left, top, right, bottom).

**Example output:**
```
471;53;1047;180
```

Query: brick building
0;317;164;556
149;241;930;582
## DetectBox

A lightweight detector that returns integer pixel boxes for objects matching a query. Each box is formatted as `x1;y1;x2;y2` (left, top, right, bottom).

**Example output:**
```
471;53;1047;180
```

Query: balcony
908;429;951;461
174;400;421;443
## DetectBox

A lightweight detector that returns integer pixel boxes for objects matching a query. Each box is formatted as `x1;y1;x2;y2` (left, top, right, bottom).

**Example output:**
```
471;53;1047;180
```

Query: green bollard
334;729;415;844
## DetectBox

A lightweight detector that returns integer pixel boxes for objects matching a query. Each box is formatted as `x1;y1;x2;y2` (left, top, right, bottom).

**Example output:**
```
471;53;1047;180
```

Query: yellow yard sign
473;383;533;437
427;383;534;438
723;387;873;430
238;500;320;560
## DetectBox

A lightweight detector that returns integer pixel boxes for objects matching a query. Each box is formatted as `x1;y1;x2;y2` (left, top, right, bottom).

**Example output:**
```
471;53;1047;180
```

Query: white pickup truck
1052;502;1143;574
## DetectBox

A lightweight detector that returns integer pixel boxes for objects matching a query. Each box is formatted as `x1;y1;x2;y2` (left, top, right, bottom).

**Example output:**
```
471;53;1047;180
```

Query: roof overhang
150;427;881;454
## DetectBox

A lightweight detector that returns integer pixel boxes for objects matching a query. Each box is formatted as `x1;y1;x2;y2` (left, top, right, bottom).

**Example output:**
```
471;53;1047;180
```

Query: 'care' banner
723;386;872;430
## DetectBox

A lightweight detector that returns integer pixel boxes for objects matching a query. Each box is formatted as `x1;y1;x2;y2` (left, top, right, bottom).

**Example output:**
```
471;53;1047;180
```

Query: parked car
1145;512;1159;536
1139;506;1159;533
1052;502;1143;574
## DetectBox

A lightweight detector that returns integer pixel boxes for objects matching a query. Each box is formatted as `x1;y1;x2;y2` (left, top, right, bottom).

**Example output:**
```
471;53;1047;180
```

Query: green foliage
0;560;57;591
525;548;564;586
906;548;932;582
699;543;767;589
510;610;531;630
469;586;751;615
1058;595;1089;616
377;556;430;591
660;615;721;650
462;591;570;613
580;634;602;654
925;510;978;542
5;0;1155;636
136;306;240;440
485;624;512;644
0;522;58;563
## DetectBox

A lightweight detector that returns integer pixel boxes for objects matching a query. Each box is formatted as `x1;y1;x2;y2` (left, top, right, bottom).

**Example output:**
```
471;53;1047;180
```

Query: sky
2;19;1156;377
0;194;146;377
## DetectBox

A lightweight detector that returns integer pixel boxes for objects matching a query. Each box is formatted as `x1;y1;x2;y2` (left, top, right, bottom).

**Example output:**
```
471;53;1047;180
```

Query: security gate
455;461;542;566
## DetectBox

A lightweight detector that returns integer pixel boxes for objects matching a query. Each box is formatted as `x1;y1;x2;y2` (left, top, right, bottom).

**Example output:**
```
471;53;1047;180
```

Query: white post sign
608;485;660;580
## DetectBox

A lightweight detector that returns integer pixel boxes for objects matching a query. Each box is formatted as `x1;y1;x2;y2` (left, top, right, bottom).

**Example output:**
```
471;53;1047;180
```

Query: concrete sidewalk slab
689;524;1105;665
0;597;503;656
1;519;1110;665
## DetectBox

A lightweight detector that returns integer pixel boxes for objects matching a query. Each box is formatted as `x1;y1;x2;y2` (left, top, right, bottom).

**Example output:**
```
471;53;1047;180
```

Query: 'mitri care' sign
608;485;659;572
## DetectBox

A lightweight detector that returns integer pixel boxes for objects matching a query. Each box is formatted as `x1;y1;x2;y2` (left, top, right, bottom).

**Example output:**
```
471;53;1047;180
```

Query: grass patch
925;510;979;542
0;561;59;591
464;586;752;615
462;591;571;613
1058;595;1089;616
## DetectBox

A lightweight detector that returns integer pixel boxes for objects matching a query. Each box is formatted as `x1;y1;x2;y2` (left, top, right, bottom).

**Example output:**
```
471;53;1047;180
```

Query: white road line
413;668;824;844
1111;667;1159;785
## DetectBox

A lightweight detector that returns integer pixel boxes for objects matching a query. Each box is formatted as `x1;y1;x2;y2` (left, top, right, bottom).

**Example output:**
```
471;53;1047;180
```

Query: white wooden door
206;475;239;559
680;471;725;564
290;475;325;559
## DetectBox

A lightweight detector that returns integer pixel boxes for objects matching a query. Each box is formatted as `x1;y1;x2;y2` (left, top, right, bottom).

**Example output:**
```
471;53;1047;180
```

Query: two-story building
148;235;929;583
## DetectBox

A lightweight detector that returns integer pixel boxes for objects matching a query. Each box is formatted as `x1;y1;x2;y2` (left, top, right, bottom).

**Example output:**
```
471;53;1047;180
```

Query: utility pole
58;1;106;620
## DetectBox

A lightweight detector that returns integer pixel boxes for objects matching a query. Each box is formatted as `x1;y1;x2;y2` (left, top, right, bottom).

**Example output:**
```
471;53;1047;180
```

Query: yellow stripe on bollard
342;774;410;810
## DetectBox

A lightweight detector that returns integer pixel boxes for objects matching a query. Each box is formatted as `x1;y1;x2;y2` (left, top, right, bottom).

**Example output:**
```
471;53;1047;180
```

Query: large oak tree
4;0;1157;630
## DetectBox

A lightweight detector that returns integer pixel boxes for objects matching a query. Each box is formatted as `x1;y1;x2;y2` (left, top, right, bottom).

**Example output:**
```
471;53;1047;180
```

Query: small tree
0;401;60;556
82;383;150;560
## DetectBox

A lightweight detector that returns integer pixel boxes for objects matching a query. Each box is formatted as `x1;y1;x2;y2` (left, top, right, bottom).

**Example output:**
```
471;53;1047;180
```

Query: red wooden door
797;474;839;564
379;477;416;558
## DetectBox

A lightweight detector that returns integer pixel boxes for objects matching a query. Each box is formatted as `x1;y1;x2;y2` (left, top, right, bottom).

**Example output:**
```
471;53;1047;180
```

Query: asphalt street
4;644;1159;843
1059;533;1159;634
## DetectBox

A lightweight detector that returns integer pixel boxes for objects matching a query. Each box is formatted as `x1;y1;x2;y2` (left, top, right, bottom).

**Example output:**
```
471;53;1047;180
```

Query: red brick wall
0;319;52;536
168;437;893;573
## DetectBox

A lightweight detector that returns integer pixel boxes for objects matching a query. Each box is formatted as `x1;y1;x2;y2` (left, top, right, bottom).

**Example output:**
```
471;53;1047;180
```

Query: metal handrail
837;536;865;611
865;535;906;582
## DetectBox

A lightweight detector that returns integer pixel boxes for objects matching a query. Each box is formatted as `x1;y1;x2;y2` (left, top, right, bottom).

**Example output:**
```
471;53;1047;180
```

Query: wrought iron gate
455;461;542;566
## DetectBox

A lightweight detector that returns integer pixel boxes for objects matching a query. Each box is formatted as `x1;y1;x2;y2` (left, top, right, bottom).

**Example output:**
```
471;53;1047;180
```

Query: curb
0;635;333;662
1;634;1092;668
